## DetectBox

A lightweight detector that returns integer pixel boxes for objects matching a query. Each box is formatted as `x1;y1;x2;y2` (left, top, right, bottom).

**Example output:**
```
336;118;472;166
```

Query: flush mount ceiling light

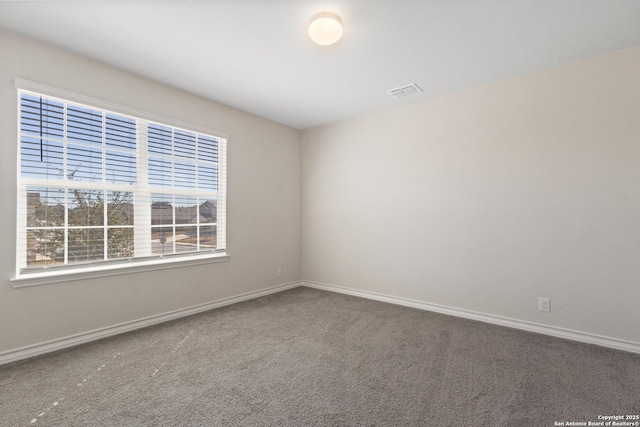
308;12;343;46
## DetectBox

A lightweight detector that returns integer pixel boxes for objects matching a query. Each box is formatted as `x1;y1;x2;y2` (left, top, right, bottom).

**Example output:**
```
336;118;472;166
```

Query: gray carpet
1;287;639;426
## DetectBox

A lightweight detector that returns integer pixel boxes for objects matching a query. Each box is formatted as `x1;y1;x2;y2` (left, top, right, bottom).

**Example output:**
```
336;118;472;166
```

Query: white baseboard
0;281;302;366
4;279;638;366
301;280;640;354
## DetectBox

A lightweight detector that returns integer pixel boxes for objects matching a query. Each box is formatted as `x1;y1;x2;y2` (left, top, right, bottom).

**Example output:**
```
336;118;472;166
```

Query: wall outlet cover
538;297;550;313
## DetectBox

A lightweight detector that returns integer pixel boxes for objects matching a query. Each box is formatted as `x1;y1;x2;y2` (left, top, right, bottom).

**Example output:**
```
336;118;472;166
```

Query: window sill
10;253;230;288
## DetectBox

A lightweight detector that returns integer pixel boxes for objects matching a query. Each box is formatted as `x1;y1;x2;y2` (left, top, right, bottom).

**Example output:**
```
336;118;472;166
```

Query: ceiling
1;1;640;130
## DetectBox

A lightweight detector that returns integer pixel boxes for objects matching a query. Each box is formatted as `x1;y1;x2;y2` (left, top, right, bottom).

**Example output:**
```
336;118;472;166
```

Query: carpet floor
1;287;639;426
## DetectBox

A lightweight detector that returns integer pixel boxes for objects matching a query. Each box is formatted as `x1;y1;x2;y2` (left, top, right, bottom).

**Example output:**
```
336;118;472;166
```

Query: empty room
1;1;639;426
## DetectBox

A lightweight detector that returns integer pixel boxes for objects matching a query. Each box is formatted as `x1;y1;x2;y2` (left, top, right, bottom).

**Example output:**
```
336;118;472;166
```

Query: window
16;86;227;280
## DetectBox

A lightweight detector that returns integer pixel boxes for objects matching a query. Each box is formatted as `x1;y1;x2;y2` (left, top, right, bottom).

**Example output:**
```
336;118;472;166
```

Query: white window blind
16;88;227;278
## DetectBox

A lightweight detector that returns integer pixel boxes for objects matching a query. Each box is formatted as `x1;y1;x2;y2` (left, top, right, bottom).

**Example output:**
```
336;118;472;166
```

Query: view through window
17;90;227;276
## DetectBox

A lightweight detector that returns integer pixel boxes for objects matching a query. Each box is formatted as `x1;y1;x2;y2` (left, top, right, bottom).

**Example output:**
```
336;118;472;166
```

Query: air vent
388;83;423;99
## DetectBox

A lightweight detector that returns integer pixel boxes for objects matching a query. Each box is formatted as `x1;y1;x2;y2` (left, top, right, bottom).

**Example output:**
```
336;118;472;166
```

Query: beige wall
301;46;640;343
0;29;302;353
2;27;638;356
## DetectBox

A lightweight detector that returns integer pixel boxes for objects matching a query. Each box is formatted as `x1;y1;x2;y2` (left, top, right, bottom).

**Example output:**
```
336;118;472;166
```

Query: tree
27;191;65;267
27;188;134;267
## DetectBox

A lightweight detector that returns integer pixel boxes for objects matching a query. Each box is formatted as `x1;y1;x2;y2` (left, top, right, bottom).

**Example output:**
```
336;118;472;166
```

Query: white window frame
11;79;229;288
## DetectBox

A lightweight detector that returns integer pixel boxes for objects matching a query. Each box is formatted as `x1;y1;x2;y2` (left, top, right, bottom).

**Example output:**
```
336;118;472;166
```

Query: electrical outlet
538;297;550;313
277;267;283;278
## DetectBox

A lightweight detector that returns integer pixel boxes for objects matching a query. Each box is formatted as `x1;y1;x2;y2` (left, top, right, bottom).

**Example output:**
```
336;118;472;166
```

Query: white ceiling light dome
308;12;343;46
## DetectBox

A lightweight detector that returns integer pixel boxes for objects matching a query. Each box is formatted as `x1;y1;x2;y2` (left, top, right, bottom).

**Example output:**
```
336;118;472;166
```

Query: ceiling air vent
388;83;423;99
